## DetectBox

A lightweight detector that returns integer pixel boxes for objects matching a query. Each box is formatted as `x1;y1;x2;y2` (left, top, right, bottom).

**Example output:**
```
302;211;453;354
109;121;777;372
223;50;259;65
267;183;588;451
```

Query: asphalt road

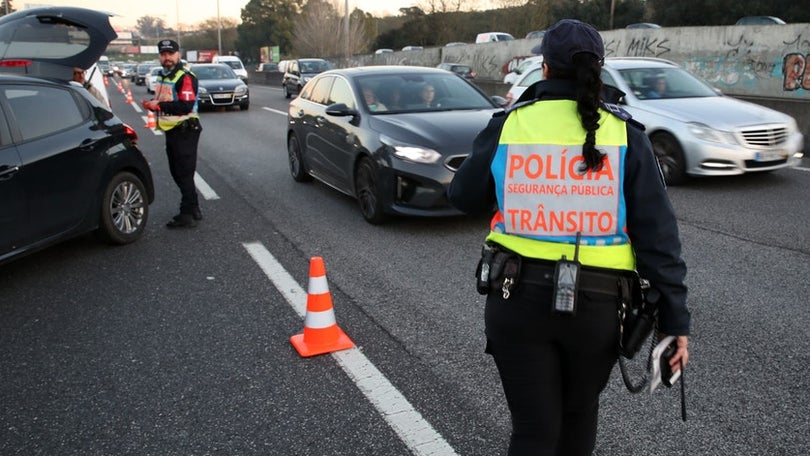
1;78;809;455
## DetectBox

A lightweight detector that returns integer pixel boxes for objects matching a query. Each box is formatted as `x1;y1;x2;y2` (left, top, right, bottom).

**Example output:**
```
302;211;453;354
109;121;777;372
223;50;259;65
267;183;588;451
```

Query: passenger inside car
362;87;387;112
645;74;668;98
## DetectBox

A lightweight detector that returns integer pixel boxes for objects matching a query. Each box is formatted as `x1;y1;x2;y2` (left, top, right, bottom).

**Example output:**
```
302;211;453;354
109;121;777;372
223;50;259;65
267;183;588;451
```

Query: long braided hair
547;52;606;173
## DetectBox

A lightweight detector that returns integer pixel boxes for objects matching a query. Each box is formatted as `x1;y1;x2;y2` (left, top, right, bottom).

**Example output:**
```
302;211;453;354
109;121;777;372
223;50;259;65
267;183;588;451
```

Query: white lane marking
139;117;163;135
793;165;809;172
262;106;288;116
242;242;459;456
131;103;143;113
195;172;220;200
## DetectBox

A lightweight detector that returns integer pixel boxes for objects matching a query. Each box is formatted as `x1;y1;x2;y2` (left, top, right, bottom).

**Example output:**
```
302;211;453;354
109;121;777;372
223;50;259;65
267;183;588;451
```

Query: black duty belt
520;259;624;296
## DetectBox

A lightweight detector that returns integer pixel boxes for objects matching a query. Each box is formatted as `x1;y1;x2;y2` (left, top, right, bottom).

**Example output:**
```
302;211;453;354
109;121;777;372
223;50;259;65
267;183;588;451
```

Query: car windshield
356;72;494;114
300;60;332;73
618;67;717;100
194;65;237;80
221;60;243;70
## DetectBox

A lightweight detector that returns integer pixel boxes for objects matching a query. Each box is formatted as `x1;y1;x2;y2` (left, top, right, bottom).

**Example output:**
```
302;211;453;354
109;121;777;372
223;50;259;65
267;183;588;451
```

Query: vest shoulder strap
601;102;645;131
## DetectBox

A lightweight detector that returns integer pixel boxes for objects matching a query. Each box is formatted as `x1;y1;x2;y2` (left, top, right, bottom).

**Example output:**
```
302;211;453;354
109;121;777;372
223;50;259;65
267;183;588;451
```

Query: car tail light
0;59;32;67
123;123;139;143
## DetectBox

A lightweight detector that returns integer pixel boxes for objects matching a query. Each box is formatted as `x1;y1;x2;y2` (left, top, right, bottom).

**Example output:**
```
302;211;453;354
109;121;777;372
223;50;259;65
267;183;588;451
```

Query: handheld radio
553;232;582;315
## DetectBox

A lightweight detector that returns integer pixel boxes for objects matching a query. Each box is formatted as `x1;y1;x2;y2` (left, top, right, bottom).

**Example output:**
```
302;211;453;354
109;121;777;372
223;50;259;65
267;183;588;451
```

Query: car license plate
754;150;787;162
213;93;231;99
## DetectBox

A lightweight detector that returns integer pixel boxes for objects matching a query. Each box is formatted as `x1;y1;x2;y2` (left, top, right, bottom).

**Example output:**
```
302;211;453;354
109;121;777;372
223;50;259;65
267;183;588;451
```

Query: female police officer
448;19;690;455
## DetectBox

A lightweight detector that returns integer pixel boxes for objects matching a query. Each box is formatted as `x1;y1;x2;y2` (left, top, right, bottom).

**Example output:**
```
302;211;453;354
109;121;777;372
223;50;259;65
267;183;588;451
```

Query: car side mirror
490;95;508;108
325;103;358;117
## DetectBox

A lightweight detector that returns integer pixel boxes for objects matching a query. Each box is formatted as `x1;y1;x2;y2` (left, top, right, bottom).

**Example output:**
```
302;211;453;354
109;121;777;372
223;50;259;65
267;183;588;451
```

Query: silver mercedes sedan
600;57;803;185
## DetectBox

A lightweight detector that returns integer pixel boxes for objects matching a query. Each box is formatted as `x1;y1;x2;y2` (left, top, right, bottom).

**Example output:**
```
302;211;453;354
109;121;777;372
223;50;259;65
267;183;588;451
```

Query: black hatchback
0;7;155;264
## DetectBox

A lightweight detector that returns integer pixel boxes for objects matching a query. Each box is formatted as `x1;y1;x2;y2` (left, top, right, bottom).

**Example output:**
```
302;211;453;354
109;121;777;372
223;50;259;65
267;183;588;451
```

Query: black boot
192;207;203;221
166;213;197;228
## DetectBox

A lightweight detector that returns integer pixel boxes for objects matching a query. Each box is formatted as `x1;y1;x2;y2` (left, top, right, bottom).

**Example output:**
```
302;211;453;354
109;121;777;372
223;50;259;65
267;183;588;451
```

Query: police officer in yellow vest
142;39;203;228
448;19;690;455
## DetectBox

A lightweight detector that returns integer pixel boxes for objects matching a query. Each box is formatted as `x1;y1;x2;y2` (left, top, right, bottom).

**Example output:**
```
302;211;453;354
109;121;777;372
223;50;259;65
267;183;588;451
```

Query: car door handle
80;139;99;151
0;165;20;180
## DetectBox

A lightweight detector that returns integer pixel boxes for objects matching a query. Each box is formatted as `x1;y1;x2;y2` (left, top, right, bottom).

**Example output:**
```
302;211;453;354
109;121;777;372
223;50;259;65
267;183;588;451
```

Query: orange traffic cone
126;89;133;104
117;80;123;93
290;257;354;357
145;111;156;129
103;75;109;87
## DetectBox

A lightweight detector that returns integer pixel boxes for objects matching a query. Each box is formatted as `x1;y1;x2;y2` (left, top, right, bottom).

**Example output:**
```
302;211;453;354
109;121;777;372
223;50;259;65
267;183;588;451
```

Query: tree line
235;0;810;64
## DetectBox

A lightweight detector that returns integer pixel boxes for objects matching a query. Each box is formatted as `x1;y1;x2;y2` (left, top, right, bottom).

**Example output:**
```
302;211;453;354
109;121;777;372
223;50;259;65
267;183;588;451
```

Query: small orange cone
126;89;133;104
116;80;123;93
103;75;109;87
145;111;156;129
290;257;354;357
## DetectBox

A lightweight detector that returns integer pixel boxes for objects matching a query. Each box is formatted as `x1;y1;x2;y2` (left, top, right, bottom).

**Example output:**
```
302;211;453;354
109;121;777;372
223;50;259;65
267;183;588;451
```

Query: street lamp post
176;0;181;47
344;0;349;67
217;0;222;55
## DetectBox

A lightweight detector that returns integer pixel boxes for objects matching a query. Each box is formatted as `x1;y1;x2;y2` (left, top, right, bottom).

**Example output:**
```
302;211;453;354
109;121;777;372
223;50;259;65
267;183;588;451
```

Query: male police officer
142;39;203;228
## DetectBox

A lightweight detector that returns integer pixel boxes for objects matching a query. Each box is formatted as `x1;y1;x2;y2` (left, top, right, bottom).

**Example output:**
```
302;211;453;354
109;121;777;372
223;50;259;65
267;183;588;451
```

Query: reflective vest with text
487;99;636;271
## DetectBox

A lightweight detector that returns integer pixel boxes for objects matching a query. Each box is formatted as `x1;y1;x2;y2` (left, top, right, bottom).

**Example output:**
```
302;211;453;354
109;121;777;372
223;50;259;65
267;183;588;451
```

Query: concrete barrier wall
253;24;810;141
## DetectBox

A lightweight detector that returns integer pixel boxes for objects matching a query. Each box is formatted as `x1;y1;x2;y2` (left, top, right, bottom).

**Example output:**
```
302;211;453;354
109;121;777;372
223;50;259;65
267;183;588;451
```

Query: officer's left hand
666;335;689;372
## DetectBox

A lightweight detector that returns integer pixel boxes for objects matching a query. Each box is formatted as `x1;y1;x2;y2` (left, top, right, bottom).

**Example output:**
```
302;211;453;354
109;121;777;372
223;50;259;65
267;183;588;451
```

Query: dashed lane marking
242;242;459;456
195;172;220;200
262;107;287;116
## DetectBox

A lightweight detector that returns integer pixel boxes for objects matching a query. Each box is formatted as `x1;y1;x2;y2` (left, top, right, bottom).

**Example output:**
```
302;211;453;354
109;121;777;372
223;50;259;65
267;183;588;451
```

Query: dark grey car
190;63;250;110
287;66;504;224
282;58;332;99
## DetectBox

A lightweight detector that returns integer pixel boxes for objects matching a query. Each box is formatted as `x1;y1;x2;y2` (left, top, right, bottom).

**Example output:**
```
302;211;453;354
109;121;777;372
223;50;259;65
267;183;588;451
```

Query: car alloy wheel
99;171;149;244
288;133;311;182
651;132;687;186
354;157;387;224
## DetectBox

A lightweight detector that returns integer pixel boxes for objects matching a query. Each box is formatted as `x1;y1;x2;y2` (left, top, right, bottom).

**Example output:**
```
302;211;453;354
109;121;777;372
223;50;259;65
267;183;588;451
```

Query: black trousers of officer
485;276;619;456
164;123;201;215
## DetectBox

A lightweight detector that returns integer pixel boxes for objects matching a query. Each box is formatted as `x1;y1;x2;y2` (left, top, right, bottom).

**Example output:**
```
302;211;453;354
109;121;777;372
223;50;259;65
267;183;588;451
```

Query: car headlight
234;85;248;95
381;135;442;164
198;86;208;95
687;122;737;145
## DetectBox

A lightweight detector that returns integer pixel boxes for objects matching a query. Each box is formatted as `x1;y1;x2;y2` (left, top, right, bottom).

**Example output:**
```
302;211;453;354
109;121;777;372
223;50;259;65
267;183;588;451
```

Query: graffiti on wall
604;37;671;58
783;54;810;91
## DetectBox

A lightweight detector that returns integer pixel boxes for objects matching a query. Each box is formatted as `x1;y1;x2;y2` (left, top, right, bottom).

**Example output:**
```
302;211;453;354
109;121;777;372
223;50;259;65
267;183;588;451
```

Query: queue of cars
0;4;804;265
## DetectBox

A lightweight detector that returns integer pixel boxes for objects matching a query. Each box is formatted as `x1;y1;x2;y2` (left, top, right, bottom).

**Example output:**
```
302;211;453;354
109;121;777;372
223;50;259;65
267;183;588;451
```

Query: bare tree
417;0;477;13
292;0;373;57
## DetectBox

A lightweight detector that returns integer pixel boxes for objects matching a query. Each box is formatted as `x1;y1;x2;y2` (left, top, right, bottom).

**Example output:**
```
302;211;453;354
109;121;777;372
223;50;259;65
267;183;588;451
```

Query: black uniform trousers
485;275;619;456
164;124;201;215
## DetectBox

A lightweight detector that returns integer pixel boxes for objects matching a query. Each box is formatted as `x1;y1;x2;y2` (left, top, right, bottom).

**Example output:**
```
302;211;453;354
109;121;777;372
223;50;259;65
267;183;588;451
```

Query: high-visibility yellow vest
155;67;199;131
487;99;636;271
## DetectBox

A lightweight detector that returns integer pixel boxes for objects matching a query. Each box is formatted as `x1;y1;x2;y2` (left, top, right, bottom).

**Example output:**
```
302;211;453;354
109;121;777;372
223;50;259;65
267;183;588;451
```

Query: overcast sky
23;1;418;29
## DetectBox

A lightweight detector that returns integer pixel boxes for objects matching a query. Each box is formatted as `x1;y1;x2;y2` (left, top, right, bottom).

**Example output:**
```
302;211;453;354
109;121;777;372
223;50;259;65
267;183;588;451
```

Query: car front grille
739;125;790;147
208;93;235;105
